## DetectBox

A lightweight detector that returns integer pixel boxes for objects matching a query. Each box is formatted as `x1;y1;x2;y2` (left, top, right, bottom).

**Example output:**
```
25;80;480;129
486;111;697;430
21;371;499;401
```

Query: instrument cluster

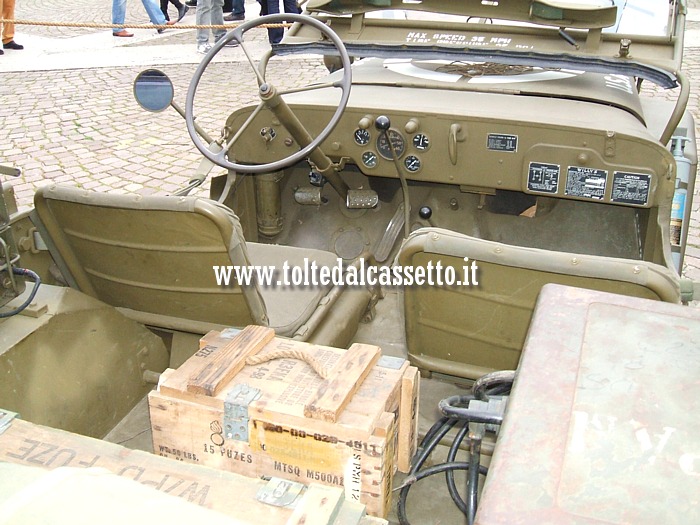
353;117;430;174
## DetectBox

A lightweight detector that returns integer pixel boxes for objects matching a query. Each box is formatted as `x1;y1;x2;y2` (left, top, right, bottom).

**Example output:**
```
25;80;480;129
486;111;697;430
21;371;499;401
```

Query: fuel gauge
362;151;378;169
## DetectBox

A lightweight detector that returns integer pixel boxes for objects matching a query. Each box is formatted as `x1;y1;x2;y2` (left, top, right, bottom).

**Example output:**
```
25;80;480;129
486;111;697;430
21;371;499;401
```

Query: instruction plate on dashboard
487;133;518;152
610;172;651;206
527;162;560;194
565;166;607;200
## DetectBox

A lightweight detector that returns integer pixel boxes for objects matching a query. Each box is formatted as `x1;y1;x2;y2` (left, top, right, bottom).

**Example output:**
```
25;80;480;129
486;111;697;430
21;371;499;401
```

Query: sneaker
224;12;245;21
197;43;212;54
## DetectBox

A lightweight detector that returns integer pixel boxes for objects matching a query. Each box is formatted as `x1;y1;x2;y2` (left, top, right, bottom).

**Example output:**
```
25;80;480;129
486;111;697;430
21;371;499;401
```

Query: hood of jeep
286;0;686;89
349;58;644;122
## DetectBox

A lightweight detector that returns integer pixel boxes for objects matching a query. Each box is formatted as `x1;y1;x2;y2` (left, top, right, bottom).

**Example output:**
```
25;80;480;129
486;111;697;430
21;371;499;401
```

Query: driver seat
33;184;372;346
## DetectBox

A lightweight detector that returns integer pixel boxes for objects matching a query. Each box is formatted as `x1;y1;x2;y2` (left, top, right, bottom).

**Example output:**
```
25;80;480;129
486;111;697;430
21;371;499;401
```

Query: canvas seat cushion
246;243;340;336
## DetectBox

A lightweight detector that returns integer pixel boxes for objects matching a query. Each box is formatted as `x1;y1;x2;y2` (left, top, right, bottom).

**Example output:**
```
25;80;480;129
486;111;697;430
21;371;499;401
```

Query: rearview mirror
133;69;174;112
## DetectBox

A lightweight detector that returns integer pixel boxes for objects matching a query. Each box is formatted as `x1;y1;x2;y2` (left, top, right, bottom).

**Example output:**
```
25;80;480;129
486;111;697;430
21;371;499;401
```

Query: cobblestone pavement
1;0;326;200
3;1;700;287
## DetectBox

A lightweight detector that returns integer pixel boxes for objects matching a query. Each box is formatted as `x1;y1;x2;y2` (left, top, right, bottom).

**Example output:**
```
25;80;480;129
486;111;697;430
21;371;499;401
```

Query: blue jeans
262;0;299;44
196;0;225;45
112;0;167;33
223;0;244;14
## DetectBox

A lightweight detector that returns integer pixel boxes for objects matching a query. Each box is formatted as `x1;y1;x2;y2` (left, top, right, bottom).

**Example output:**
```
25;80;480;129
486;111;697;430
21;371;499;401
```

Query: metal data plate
476;284;700;525
376;355;405;370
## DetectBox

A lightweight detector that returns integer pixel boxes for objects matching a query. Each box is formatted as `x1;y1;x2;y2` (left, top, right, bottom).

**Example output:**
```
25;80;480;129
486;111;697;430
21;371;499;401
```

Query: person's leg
0;0;5;52
266;0;283;44
282;0;299;14
1;0;15;44
160;0;170;20
211;0;226;43
141;0;168;25
223;0;244;20
195;0;212;45
112;0;128;34
171;0;187;21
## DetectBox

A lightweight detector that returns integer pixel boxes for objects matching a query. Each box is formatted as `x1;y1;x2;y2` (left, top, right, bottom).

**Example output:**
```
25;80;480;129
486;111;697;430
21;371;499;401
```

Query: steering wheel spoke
185;13;352;175
223;101;266;151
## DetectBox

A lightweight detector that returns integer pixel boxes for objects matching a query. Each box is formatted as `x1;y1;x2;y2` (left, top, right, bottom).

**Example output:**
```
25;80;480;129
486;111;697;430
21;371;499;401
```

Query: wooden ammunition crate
0;411;385;525
149;325;420;518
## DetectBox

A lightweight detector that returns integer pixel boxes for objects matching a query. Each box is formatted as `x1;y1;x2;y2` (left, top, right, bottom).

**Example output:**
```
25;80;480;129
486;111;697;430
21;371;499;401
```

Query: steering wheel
185;14;352;174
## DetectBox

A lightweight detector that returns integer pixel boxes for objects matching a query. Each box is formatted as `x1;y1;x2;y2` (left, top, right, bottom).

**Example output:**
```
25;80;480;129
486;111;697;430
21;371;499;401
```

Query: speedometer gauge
376;129;405;160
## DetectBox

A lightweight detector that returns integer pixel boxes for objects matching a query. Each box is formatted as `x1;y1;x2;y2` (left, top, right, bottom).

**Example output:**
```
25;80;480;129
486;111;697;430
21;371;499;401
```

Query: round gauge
404;155;421;173
376;129;405;160
354;128;371;146
362;151;378;169
413;133;430;151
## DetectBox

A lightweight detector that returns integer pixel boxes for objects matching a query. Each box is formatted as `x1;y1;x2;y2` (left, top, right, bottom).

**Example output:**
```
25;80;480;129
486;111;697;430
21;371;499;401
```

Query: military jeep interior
1;0;699;523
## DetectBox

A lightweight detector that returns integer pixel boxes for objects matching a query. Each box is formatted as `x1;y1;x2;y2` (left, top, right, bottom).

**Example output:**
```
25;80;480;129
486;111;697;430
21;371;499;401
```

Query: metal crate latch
256;477;305;507
0;409;18;435
223;383;261;442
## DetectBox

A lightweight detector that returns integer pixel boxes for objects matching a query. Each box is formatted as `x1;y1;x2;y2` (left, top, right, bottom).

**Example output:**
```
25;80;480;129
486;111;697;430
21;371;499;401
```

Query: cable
0;268;41;318
445;422;470;515
473;370;515;400
397;375;513;525
398;461;489;490
397;417;458;524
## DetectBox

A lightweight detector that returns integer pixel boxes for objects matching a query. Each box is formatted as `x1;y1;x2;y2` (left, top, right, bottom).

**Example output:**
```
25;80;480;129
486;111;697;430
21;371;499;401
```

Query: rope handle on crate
246;349;330;379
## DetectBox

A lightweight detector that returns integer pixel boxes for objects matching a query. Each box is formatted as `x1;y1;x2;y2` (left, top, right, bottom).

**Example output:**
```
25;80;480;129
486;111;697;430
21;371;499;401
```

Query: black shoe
224;12;244;21
185;0;196;6
0;49;3;55
177;4;189;21
3;40;23;50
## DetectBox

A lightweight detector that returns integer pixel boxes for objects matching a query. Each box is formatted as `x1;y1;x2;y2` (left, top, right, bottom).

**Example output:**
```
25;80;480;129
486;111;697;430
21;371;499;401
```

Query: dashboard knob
375;116;391;131
405;119;420;134
419;206;433;220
